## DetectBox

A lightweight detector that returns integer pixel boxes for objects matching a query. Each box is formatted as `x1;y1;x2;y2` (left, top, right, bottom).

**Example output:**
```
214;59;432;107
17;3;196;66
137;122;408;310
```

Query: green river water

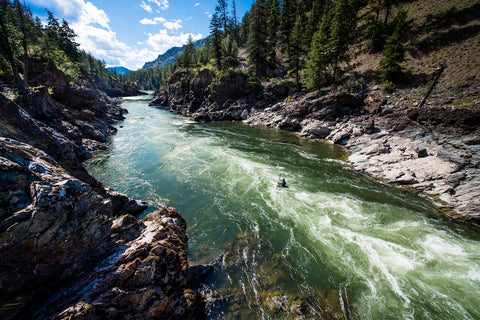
86;96;480;319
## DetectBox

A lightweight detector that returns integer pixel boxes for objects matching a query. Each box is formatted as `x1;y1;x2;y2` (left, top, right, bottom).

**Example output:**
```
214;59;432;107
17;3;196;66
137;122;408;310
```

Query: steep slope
350;0;479;98
142;38;206;69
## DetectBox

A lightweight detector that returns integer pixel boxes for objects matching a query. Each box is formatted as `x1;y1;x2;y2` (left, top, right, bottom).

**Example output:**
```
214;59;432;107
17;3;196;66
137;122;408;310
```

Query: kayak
277;184;289;188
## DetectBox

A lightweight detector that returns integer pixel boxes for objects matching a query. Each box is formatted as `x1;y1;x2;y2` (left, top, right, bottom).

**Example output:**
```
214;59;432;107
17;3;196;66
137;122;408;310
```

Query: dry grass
403;0;475;26
350;0;480;102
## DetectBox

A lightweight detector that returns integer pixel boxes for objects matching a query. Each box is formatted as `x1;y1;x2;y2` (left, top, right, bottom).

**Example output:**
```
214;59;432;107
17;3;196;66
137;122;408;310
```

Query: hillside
350;0;480;107
142;38;206;69
148;0;479;107
256;0;480;103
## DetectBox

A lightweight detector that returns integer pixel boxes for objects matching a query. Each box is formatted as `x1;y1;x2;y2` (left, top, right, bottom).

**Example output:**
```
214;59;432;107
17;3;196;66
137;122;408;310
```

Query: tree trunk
417;65;445;108
383;1;391;26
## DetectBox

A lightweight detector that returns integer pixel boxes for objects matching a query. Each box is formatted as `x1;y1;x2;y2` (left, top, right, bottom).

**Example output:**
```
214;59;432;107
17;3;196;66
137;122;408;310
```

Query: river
86;96;480;320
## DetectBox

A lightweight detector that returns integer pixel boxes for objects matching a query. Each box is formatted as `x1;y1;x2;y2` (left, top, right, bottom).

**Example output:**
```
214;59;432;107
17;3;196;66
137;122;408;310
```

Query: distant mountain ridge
107;66;133;75
142;38;206;69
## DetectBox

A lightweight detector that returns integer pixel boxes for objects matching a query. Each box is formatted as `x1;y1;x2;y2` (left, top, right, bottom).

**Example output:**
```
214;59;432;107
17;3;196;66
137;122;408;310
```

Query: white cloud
76;2;111;31
140;17;166;25
204;11;211;18
163;19;182;30
28;0;199;70
140;1;153;13
146;0;169;11
146;29;202;53
140;17;182;31
28;0;143;68
195;3;200;7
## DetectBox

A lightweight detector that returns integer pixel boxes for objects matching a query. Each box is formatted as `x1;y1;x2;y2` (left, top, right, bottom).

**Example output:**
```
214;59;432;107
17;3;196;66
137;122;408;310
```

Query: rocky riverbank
150;69;480;223
0;81;205;318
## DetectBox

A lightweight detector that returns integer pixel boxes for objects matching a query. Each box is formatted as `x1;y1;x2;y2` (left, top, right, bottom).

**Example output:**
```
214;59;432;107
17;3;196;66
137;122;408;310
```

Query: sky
25;0;253;70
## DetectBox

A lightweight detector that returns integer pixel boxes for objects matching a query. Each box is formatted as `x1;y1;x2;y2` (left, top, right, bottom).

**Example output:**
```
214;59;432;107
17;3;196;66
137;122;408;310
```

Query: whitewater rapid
86;97;480;319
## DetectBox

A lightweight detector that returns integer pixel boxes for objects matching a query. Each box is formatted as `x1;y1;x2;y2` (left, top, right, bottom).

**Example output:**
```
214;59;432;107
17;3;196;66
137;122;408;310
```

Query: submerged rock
196;232;346;319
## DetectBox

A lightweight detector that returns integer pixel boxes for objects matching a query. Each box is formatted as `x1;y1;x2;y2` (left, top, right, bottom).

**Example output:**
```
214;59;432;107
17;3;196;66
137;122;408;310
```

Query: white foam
422;234;468;258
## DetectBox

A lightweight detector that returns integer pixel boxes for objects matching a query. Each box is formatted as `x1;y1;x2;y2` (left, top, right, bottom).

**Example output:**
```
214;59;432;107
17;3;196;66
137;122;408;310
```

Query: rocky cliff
151;69;480;223
0;75;204;318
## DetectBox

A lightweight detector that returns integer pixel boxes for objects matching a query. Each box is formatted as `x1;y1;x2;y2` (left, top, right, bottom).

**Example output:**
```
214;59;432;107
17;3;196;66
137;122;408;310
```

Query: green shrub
381;80;396;93
0;55;14;83
247;74;262;90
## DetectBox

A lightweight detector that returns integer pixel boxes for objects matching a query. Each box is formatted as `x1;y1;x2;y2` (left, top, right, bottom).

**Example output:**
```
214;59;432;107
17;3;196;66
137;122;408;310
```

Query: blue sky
25;0;253;70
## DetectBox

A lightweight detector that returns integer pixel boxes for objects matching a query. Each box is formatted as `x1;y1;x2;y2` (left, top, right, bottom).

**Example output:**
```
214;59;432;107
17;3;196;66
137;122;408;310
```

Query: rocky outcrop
0;138;203;319
27;58;140;98
150;69;278;122
344;97;480;222
151;72;480;223
97;81;141;98
0;85;127;191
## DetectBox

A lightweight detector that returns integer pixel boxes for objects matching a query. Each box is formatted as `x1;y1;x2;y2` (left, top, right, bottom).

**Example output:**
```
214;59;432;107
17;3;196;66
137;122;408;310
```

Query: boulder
411;146;428;158
52;86;100;109
329;129;351;145
364;119;376;134
300;120;331;138
364;91;386;113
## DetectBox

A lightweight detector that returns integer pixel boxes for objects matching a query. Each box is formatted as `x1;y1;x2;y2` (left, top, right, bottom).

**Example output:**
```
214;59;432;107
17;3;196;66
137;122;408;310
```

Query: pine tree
239;10;250;46
362;0;402;53
198;37;212;65
181;34;195;72
221;34;238;68
45;9;60;40
231;0;239;43
14;0;29;86
304;18;331;89
266;0;279;68
280;0;296;50
42;10;61;64
305;0;325;50
246;0;268;77
209;10;223;68
329;0;357;82
379;10;407;84
59;19;79;60
217;0;228;34
379;29;404;83
289;14;303;88
0;0;24;87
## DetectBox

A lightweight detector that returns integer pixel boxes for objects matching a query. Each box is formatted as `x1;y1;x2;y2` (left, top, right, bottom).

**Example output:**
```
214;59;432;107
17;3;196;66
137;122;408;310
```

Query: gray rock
0;139;202;319
330;130;351;145
411;146;428;158
300;120;331;138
